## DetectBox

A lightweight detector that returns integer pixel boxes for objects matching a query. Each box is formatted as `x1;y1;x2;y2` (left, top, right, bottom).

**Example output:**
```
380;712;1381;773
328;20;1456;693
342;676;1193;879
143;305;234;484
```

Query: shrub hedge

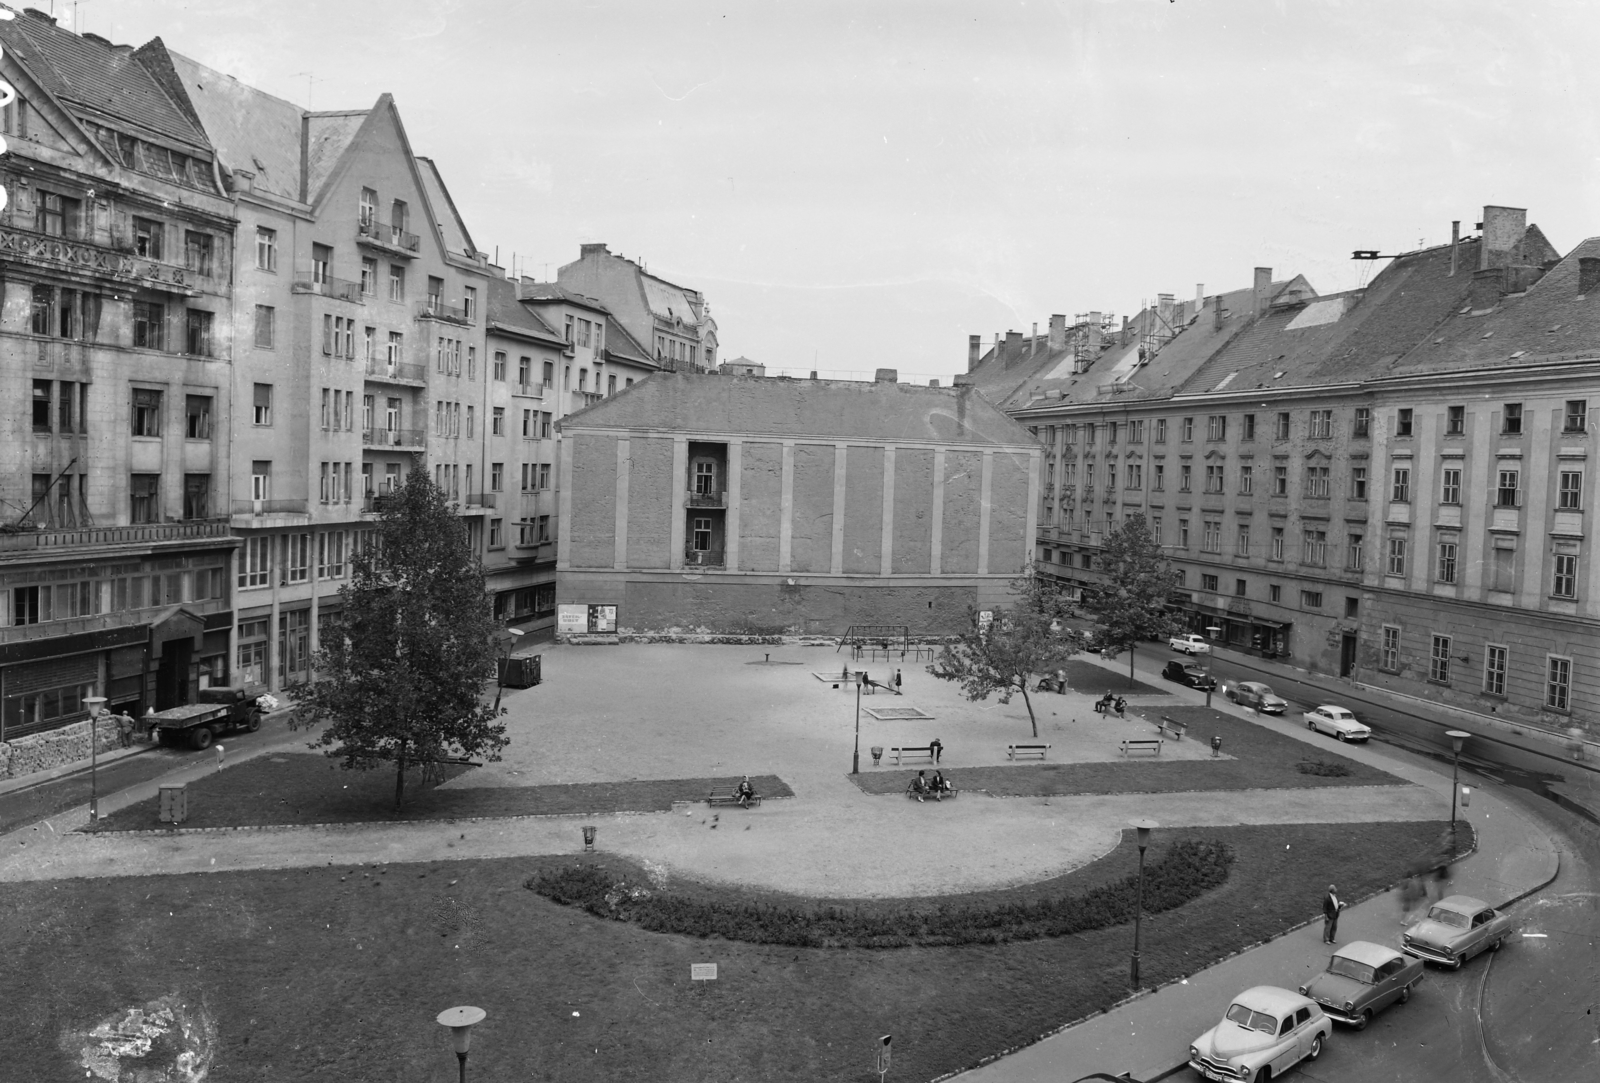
527;838;1233;948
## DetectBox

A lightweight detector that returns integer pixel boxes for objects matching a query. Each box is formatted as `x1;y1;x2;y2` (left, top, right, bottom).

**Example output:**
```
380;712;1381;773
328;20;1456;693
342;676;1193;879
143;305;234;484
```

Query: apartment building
556;243;717;371
0;10;239;733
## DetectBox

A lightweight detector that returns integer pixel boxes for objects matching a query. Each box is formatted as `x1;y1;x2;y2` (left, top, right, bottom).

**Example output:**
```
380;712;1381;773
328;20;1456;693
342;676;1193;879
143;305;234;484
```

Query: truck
148;686;263;750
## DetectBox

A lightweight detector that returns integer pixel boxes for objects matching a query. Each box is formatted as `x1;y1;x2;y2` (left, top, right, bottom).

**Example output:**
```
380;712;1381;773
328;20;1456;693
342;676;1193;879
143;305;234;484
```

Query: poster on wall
588;605;617;633
557;605;589;635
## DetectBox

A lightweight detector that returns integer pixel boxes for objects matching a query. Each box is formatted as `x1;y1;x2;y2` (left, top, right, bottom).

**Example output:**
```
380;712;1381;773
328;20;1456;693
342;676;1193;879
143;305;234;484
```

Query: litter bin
159;784;188;824
870;746;884;767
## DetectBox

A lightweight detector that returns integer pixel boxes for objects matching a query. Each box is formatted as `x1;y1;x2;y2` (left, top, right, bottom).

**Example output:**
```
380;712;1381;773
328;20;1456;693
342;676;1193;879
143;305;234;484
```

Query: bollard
215;743;225;771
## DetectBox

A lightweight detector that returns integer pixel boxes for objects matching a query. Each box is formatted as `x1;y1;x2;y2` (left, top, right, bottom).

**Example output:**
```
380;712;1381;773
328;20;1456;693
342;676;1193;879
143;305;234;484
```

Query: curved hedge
526;839;1234;948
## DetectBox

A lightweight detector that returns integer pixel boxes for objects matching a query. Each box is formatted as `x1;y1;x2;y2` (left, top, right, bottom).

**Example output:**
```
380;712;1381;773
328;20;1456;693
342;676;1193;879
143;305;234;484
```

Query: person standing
929;737;943;764
894;669;903;690
1322;884;1347;943
115;711;135;749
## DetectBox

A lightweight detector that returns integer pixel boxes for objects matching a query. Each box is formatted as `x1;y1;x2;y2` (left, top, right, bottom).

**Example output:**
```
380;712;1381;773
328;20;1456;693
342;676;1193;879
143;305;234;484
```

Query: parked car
1303;705;1372;742
1227;681;1289;714
1188;986;1331;1082
1163;660;1218;691
1170;633;1212;655
1299;940;1424;1029
1402;895;1515;969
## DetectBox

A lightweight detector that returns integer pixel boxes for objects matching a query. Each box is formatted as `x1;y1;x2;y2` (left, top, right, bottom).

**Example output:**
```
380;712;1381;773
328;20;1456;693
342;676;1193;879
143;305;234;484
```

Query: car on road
1188;985;1331;1082
1303;705;1371;742
1299;940;1424;1029
1227;681;1289;714
1170;633;1212;655
1401;895;1515;969
1163;660;1217;691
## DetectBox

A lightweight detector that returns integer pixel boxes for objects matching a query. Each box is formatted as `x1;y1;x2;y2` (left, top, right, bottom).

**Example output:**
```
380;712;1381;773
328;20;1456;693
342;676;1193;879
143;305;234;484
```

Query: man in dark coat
1322;884;1347;943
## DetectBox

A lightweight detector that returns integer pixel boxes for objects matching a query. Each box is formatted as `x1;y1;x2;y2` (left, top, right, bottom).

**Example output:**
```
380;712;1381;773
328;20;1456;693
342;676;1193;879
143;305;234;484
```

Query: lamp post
1203;625;1223;708
1129;818;1157;988
1446;730;1470;856
491;628;525;714
83;695;107;821
437;1005;485;1083
852;671;865;775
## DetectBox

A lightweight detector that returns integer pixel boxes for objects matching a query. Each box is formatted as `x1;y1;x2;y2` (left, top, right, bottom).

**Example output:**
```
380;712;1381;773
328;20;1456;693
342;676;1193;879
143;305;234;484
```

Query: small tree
927;574;1084;738
1081;513;1181;689
293;471;508;808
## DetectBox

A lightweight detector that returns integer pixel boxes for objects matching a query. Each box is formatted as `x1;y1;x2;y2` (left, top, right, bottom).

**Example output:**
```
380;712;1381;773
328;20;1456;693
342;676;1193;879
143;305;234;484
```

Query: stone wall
0;716;121;780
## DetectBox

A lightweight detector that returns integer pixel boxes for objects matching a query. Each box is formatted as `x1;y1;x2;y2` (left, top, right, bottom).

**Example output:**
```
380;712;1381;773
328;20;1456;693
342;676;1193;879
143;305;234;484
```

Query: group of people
1093;693;1127;717
907;770;952;802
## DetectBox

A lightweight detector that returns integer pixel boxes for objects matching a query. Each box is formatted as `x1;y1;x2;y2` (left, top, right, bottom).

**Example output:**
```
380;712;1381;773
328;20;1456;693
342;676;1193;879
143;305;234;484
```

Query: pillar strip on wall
881;446;896;577
778;441;795;573
669;436;688;571
978;449;994;575
831;443;847;575
726;438;743;572
614;437;630;570
556;431;575;570
930;447;946;575
1024;449;1041;571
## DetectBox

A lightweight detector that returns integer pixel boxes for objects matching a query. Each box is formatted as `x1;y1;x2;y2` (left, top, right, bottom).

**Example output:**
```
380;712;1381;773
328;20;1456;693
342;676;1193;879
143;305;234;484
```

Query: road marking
1520;932;1548;938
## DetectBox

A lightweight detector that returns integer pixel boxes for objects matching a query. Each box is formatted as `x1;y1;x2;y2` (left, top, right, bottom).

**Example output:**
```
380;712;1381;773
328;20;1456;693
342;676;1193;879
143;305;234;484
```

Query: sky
47;0;1600;382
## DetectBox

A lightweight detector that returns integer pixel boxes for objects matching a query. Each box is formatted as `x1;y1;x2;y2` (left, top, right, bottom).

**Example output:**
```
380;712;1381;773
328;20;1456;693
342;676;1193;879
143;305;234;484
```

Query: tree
292;471;508;808
927;574;1085;738
1081;513;1182;689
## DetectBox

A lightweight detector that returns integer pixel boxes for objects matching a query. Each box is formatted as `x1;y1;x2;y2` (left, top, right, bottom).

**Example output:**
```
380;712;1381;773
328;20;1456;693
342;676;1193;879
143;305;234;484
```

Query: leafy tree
927;574;1085;738
1081;513;1182;689
293;471;508;808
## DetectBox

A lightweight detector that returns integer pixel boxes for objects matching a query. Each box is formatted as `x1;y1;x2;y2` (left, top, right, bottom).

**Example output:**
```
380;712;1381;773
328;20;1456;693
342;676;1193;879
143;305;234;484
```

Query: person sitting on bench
929;770;950;801
1113;696;1127;718
1095;692;1114;714
908;770;929;803
735;776;757;809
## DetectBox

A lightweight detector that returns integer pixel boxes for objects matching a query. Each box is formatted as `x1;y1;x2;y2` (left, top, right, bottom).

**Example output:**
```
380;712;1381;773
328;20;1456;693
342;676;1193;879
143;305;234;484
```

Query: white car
1304;705;1372;743
1170;633;1211;655
1189;985;1331;1082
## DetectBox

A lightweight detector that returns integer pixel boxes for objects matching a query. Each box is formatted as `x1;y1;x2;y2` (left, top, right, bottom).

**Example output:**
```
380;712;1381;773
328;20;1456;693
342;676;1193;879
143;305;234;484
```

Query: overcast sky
61;0;1600;380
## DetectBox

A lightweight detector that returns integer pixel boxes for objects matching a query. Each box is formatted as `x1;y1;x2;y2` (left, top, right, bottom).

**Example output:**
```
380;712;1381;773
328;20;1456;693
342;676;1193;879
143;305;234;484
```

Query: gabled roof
161;48;304;201
564;372;1036;447
485;275;563;344
415;155;478;258
304;108;369;200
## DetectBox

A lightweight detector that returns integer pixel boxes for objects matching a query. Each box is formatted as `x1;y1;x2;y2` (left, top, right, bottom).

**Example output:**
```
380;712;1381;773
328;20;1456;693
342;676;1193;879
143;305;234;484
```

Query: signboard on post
876;1034;892;1080
690;963;718;981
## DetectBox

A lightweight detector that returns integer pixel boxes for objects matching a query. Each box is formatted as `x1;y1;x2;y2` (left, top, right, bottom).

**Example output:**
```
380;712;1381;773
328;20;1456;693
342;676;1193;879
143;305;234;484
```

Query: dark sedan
1162;660;1217;691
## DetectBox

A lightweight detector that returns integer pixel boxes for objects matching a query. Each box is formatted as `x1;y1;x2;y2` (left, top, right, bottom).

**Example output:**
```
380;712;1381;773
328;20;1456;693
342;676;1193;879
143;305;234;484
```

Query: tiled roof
603;318;656;367
162;49;304;201
485;276;562;341
565;372;1035;447
0;9;207;149
303;109;368;201
415;155;477;258
518;281;611;313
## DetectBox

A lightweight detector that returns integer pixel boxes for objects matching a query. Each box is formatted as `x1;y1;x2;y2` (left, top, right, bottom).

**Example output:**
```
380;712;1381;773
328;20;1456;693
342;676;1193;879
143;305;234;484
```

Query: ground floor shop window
279;610;311;685
237;619;269;687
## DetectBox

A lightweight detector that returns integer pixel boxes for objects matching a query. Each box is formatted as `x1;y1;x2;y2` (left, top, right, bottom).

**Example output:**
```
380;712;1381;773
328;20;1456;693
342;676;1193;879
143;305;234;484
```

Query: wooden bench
1120;739;1163;756
889;745;935;765
906;785;958;800
1007;743;1052;760
1156;716;1188;740
707;791;762;808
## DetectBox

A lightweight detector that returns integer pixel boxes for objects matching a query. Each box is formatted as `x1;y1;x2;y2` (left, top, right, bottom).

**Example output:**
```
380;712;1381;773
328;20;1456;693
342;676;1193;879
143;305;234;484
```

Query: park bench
1120;739;1163;756
1007;743;1052;760
707;791;762;808
1156;716;1188;740
906;785;959;800
889;745;935;765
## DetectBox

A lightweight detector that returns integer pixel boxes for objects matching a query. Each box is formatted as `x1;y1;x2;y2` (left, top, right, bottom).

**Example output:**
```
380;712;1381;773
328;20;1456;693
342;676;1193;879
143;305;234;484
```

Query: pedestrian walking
929;737;943;764
115;711;135;749
1322;884;1347;943
1398;873;1426;925
894;668;902;690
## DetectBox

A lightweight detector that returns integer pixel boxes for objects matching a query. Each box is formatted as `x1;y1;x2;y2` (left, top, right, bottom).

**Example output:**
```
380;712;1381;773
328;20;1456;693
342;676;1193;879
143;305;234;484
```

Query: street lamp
84;695;107;821
437;1005;486;1083
1129;818;1157;988
1203;625;1223;708
1446;730;1470;856
491;628;526;714
852;671;865;775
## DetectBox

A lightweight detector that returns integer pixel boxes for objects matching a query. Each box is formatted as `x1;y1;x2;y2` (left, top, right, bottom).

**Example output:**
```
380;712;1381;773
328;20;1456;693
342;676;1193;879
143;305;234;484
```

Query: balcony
512;382;545;399
686;489;726;509
464;493;497;509
356;216;420;257
417;299;471;324
362;427;426;450
232;499;310;516
362;492;401;514
0;519;232;558
364;359;426;385
684;547;725;568
293;275;365;303
0;224;203;295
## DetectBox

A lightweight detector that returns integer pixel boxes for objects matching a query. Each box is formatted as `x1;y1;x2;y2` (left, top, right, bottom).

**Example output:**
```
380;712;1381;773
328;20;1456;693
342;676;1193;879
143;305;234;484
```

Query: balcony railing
232;499;310;516
513;382;544;399
357;216;420;254
0;224;203;293
0;519;232;554
684;547;725;567
364;359;426;383
362;427;426;448
464;493;497;508
417;299;471;323
362;492;402;514
293;275;365;303
686;489;726;509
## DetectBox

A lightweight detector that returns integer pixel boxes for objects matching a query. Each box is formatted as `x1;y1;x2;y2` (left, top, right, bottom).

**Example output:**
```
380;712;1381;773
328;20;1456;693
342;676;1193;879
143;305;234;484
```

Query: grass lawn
1060;659;1165;695
85;754;794;832
853;704;1404;796
0;820;1463;1083
0;752;180;836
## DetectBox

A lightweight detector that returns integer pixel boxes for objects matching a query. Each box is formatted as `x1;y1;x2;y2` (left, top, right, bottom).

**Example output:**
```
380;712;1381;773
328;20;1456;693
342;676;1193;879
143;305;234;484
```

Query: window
540;412;552;439
132;300;164;350
1242;414;1255;441
1154;419;1167;443
1396;408;1413;437
185;395;212;439
360;256;378;296
1558;471;1582;510
1387;536;1407;576
253;384;273;426
1205;464;1223;493
388;264;405;302
320;389;332;431
1178;519;1189;547
1502;403;1522;434
36;190;80;237
1303;529;1327;566
183;474;210;519
1152;464;1165;491
493;352;507;381
184;309;213;356
1125;463;1142;489
1437;540;1458;583
1130;420;1145;443
1391;467;1410;502
521;409;532;438
1441;467;1461;505
490;463;504;492
692;517;712;551
359;187;377;226
132;388;162;436
543;360;555;389
1271;526;1284;560
1236;525;1250;557
464;287;477;321
1269;584;1281;602
1304;465;1330;497
1430;635;1451;683
1301;590;1323;608
1201;573;1219;592
537;515;551;543
130;474;160;523
1351;466;1368;500
1273;465;1288;496
1179;464;1192;492
132;217;163;260
1207;415;1227;441
32;379;52;432
1447;405;1465;435
1552;552;1578;599
607;374;617;395
1492;543;1515;592
387;332;404;365
255;227;277;271
467;406;475;438
492;407;505;436
1496;469;1520;508
1564;400;1588;433
1275;412;1291;440
488;518;503;548
184;231;213;276
1353;407;1371;438
1181;417;1194;441
1202;520;1221;553
254;304;275;349
1381;626;1400;671
539;463;551;489
1151;515;1162;540
250;461;272;502
1310;410;1333;438
1347;533;1363;570
1484;645;1507;697
391;199;409;236
427;275;445;311
317;530;347;580
1547;656;1571;712
30;284;54;336
1237;464;1252;494
1344;596;1359;618
312;243;332;285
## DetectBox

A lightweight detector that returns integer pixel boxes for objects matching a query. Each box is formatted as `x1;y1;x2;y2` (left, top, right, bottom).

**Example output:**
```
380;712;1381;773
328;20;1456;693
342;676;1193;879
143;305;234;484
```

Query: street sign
876;1034;892;1079
690;963;717;981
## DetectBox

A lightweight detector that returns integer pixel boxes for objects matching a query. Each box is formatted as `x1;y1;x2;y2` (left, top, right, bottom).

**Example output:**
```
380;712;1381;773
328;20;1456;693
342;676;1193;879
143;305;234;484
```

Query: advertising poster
557;604;589;635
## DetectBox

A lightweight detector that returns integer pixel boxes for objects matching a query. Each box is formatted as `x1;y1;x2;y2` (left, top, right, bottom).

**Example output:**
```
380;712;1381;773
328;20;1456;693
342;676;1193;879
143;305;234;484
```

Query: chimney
1004;330;1022;365
1478;206;1527;270
1579;257;1600;296
809;370;818;379
1195;283;1205;312
1449;220;1461;277
1469;267;1507;311
579;242;609;259
875;368;898;383
1157;295;1174;335
967;334;982;370
1047;314;1067;352
228;169;255;194
1121;315;1131;345
1213;294;1225;332
1253;267;1273;316
1087;311;1103;351
929;379;940;388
